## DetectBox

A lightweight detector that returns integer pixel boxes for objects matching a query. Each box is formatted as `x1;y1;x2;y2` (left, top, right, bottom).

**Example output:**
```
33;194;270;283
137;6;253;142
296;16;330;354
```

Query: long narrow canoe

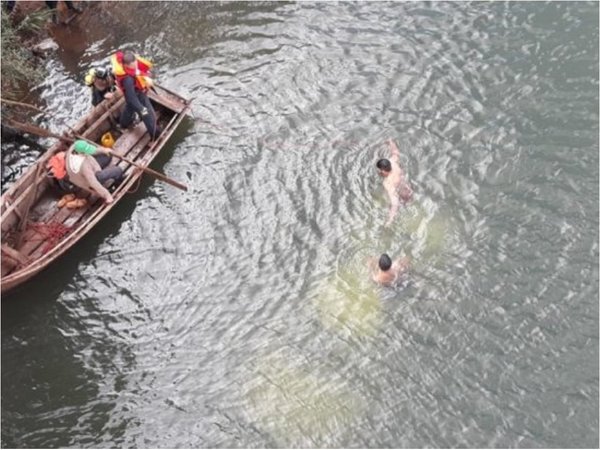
1;84;191;294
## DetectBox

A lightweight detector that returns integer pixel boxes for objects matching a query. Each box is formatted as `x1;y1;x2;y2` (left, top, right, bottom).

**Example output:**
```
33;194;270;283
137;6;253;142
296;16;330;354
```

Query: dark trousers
94;154;123;185
119;91;158;139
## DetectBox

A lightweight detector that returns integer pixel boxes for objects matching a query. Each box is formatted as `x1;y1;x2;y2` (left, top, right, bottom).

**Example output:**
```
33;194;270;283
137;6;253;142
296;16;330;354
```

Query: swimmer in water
376;139;413;227
369;253;410;286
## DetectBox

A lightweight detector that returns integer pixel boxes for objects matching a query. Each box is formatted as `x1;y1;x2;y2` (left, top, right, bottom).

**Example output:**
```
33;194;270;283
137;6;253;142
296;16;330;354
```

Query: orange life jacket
111;51;153;92
46;151;67;180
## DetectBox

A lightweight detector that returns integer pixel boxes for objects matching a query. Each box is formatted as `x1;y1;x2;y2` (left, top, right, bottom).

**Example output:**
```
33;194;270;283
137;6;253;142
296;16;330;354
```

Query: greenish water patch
242;356;364;447
312;261;382;338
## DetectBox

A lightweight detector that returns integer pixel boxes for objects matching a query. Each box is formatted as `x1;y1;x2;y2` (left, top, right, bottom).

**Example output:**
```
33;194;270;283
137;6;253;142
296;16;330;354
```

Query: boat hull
1;85;191;295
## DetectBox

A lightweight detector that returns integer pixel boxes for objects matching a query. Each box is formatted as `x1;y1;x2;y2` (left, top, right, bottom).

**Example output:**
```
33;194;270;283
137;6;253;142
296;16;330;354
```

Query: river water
2;1;598;448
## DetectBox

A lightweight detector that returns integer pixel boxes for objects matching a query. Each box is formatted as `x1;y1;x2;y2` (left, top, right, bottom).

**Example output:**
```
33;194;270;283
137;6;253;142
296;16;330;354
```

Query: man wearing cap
65;140;124;204
85;66;116;107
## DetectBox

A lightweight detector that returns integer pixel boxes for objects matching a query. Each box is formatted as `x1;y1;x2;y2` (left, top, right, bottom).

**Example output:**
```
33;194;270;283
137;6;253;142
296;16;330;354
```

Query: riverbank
1;1;140;102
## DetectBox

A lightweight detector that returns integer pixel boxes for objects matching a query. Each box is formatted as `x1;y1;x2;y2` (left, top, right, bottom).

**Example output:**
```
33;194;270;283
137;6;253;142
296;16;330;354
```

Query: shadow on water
2;287;140;447
1;334;105;448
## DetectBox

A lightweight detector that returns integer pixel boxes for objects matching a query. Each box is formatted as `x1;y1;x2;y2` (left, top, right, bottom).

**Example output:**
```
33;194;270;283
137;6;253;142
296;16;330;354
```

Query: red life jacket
46;151;67;180
111;51;153;92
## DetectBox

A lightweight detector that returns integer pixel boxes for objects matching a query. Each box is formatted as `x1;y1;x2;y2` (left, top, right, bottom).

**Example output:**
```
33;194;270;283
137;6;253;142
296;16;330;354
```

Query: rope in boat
127;175;142;194
27;221;73;255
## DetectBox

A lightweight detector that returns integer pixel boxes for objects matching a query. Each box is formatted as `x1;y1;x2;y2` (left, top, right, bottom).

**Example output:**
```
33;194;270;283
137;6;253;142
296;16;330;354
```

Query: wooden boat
1;84;192;294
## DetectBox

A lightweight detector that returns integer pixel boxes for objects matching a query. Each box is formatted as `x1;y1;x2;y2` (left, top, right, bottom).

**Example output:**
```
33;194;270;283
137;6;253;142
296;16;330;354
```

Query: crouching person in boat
66;140;124;205
111;50;160;140
84;66;116;107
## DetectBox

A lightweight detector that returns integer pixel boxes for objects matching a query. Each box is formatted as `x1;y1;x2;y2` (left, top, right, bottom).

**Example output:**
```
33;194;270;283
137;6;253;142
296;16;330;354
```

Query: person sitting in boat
369;253;409;286
376;139;414;227
111;50;160;140
65;140;124;205
84;66;116;107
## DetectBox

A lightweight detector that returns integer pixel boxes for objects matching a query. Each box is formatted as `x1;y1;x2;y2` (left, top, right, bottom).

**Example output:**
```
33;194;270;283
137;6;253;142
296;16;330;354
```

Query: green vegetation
1;8;49;99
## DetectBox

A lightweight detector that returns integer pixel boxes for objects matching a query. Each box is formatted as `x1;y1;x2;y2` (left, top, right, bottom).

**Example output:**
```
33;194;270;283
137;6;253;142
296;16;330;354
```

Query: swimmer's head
378;253;392;271
376;158;392;175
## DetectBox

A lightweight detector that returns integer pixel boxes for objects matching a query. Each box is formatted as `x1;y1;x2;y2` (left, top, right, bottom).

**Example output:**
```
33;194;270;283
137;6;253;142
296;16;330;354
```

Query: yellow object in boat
101;132;115;148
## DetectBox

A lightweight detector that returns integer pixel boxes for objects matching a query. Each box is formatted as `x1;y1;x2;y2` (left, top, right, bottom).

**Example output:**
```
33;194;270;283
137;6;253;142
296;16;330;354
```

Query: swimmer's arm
388;139;401;164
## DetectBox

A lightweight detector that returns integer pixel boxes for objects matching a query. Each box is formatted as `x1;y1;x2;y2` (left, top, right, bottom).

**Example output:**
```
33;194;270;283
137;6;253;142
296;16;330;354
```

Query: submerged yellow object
242;356;364;447
313;261;382;338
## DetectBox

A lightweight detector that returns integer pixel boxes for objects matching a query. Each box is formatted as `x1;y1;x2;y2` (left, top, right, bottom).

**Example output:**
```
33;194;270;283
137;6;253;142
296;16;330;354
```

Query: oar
5;119;188;192
0;98;46;113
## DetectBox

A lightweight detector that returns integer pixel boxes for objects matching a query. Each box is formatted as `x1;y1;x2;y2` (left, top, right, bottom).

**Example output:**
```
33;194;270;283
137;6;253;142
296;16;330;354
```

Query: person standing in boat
111;50;160;140
376;139;414;227
84;66;116;107
65;140;124;205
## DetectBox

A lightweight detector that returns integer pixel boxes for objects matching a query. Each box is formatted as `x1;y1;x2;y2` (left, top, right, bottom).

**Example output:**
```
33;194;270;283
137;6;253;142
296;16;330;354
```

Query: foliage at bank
1;8;49;100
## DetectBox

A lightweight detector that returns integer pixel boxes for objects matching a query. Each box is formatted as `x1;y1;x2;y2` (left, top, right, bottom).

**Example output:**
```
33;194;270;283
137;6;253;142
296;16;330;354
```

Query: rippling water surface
2;2;598;448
